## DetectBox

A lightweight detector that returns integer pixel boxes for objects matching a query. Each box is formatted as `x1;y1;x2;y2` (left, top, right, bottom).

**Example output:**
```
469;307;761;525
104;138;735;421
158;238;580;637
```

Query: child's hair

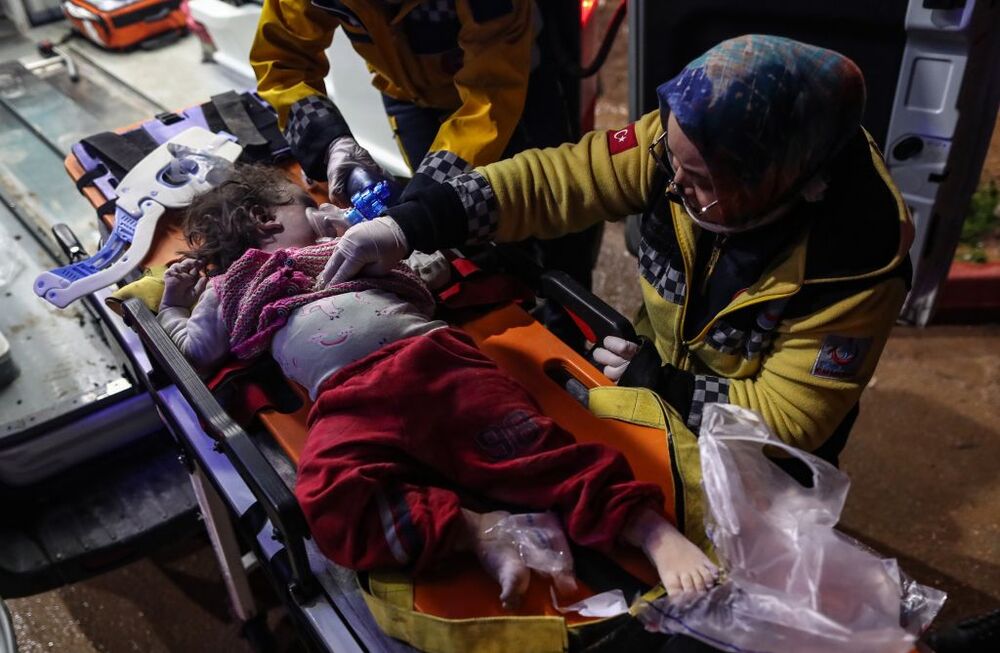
183;163;305;270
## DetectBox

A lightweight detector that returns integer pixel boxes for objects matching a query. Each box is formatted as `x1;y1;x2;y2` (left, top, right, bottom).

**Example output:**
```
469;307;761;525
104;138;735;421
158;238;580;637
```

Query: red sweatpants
296;327;663;573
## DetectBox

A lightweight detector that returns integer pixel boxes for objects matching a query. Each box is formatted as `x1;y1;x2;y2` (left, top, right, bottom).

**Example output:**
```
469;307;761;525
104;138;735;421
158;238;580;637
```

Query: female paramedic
250;0;603;313
316;34;915;551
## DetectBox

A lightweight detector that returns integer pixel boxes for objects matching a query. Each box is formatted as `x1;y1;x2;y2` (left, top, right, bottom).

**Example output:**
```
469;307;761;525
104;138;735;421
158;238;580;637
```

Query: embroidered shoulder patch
607;124;638;155
812;335;872;380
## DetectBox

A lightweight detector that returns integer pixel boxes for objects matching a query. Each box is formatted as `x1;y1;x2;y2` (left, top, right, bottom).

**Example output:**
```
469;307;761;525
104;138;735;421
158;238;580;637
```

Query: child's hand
161;258;207;310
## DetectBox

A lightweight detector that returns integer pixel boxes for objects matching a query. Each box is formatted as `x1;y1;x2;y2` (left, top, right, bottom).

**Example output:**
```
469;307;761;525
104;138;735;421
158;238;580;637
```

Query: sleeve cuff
387;182;468;253
684;374;729;433
415;150;471;181
445;171;499;244
284;95;352;180
387;170;499;253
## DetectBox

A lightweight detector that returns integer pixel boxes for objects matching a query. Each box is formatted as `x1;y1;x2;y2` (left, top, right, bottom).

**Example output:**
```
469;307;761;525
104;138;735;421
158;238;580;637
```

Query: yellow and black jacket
251;0;536;182
387;109;914;549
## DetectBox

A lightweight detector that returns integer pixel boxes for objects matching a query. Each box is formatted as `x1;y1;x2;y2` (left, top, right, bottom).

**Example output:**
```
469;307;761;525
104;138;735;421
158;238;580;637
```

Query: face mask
685;189;802;235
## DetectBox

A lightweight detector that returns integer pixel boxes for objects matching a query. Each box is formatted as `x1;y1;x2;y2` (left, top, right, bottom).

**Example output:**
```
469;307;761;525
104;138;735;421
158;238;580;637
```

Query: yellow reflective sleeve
481;110;662;242
727;277;908;453
427;0;535;167
251;0;340;129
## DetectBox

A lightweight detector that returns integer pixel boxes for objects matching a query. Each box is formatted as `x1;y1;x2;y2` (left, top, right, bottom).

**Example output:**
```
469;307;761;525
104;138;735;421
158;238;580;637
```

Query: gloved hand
305;203;350;240
404;250;452;290
325;135;389;206
591;336;640;382
316;216;409;287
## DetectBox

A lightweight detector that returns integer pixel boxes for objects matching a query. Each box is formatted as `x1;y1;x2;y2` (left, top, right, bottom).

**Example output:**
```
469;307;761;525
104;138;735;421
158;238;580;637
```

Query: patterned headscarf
657;34;866;221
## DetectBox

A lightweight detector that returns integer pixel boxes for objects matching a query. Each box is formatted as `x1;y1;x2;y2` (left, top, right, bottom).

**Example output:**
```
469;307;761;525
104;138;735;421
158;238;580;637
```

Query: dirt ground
8;4;1000;651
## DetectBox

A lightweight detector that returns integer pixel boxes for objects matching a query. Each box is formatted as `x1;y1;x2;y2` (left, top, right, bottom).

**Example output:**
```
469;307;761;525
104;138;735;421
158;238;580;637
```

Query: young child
159;164;718;606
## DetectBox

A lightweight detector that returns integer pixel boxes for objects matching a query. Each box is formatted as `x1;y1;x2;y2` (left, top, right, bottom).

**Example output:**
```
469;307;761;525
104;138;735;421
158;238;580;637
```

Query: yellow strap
361;573;570;653
588;386;668;429
587;386;717;558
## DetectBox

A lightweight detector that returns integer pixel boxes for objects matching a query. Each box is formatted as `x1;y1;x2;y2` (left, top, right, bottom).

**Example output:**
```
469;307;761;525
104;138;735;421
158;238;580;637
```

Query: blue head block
345;180;395;227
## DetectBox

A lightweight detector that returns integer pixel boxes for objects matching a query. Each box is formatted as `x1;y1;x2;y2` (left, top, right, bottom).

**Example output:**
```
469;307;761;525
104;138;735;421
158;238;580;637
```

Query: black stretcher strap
201;92;282;163
244;95;289;154
80;130;158;179
75;166;108;191
210;91;268;147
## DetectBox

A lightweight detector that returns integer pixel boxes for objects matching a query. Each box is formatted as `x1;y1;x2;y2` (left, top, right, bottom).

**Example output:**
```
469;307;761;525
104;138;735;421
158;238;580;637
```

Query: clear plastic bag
638;404;946;653
488;512;574;580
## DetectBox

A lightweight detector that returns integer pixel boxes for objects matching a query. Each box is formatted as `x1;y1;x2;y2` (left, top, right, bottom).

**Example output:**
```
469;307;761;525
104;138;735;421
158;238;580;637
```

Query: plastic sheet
637;404;946;653
488;512;575;581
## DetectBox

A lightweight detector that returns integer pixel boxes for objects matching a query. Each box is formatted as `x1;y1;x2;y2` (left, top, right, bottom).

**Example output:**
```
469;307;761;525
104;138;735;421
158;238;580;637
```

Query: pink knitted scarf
212;241;435;360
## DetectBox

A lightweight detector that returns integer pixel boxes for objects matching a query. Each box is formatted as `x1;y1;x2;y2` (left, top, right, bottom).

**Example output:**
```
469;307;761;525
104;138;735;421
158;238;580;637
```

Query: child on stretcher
158;164;718;605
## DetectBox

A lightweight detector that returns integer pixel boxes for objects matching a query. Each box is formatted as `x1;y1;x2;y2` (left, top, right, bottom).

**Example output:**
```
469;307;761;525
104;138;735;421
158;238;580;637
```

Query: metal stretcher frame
88;283;411;652
52;102;676;647
58;154;926;653
103;274;663;652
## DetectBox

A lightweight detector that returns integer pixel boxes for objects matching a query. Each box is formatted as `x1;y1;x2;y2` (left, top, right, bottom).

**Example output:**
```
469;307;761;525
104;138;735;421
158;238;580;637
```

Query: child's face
259;188;320;252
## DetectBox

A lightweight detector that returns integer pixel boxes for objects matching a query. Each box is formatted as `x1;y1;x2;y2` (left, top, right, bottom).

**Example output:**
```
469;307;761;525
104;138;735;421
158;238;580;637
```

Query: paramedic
250;0;602;303
317;35;914;546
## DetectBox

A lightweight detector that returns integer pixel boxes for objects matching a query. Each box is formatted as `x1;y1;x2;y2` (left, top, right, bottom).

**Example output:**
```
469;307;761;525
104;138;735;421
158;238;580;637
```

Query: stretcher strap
202;92;286;163
80;130;158;179
587;387;714;556
587;386;668;430
361;573;570;653
210;91;267;147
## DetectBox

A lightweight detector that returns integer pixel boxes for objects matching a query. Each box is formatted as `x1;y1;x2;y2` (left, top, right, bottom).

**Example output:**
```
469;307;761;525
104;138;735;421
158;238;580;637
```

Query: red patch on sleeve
607;124;638;155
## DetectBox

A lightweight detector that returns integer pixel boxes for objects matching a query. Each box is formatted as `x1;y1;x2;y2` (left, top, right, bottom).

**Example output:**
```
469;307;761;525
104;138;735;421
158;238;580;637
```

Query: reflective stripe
375;488;411;565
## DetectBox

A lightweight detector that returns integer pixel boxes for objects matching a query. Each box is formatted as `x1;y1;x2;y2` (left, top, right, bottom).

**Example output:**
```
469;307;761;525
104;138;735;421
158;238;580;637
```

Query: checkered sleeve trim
745;329;774;359
284;95;351;179
409;0;457;22
416;150;472;182
638;238;686;305
706;321;746;355
446;171;498;244
687;374;730;432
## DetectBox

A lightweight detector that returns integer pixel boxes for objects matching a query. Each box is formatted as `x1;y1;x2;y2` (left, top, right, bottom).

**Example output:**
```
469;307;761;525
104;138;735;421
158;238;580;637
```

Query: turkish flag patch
607;124;638;155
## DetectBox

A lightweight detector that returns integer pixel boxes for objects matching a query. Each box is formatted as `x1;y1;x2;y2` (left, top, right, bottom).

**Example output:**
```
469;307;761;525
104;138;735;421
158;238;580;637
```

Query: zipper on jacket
699;234;728;295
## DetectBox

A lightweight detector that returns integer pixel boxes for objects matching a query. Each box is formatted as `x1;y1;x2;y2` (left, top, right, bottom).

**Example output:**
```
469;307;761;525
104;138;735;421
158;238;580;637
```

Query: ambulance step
0;436;200;598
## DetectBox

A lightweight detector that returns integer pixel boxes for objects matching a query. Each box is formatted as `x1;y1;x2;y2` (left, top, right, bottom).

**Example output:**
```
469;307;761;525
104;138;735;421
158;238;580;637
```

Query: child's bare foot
461;509;530;609
623;507;718;595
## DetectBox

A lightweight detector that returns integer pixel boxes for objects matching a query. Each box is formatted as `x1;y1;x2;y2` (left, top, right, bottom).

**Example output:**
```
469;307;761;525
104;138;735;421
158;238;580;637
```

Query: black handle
52;223;88;263
539;270;638;344
121;298;319;601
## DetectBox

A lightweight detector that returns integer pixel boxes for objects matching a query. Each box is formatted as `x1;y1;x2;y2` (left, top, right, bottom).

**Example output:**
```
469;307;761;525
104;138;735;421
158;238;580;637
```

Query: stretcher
51;98;926;653
53;96;691;653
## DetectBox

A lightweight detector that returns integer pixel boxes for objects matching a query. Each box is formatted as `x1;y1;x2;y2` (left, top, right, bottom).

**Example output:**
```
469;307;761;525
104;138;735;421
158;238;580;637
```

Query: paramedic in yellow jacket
320;35;914;549
251;0;602;305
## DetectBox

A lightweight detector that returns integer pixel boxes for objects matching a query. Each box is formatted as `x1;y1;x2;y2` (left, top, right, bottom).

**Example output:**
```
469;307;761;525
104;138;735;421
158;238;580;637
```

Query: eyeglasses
649;131;719;218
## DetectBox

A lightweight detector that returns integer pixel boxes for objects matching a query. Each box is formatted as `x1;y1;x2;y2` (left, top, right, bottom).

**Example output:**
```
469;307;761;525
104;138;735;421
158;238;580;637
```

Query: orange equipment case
61;0;187;50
